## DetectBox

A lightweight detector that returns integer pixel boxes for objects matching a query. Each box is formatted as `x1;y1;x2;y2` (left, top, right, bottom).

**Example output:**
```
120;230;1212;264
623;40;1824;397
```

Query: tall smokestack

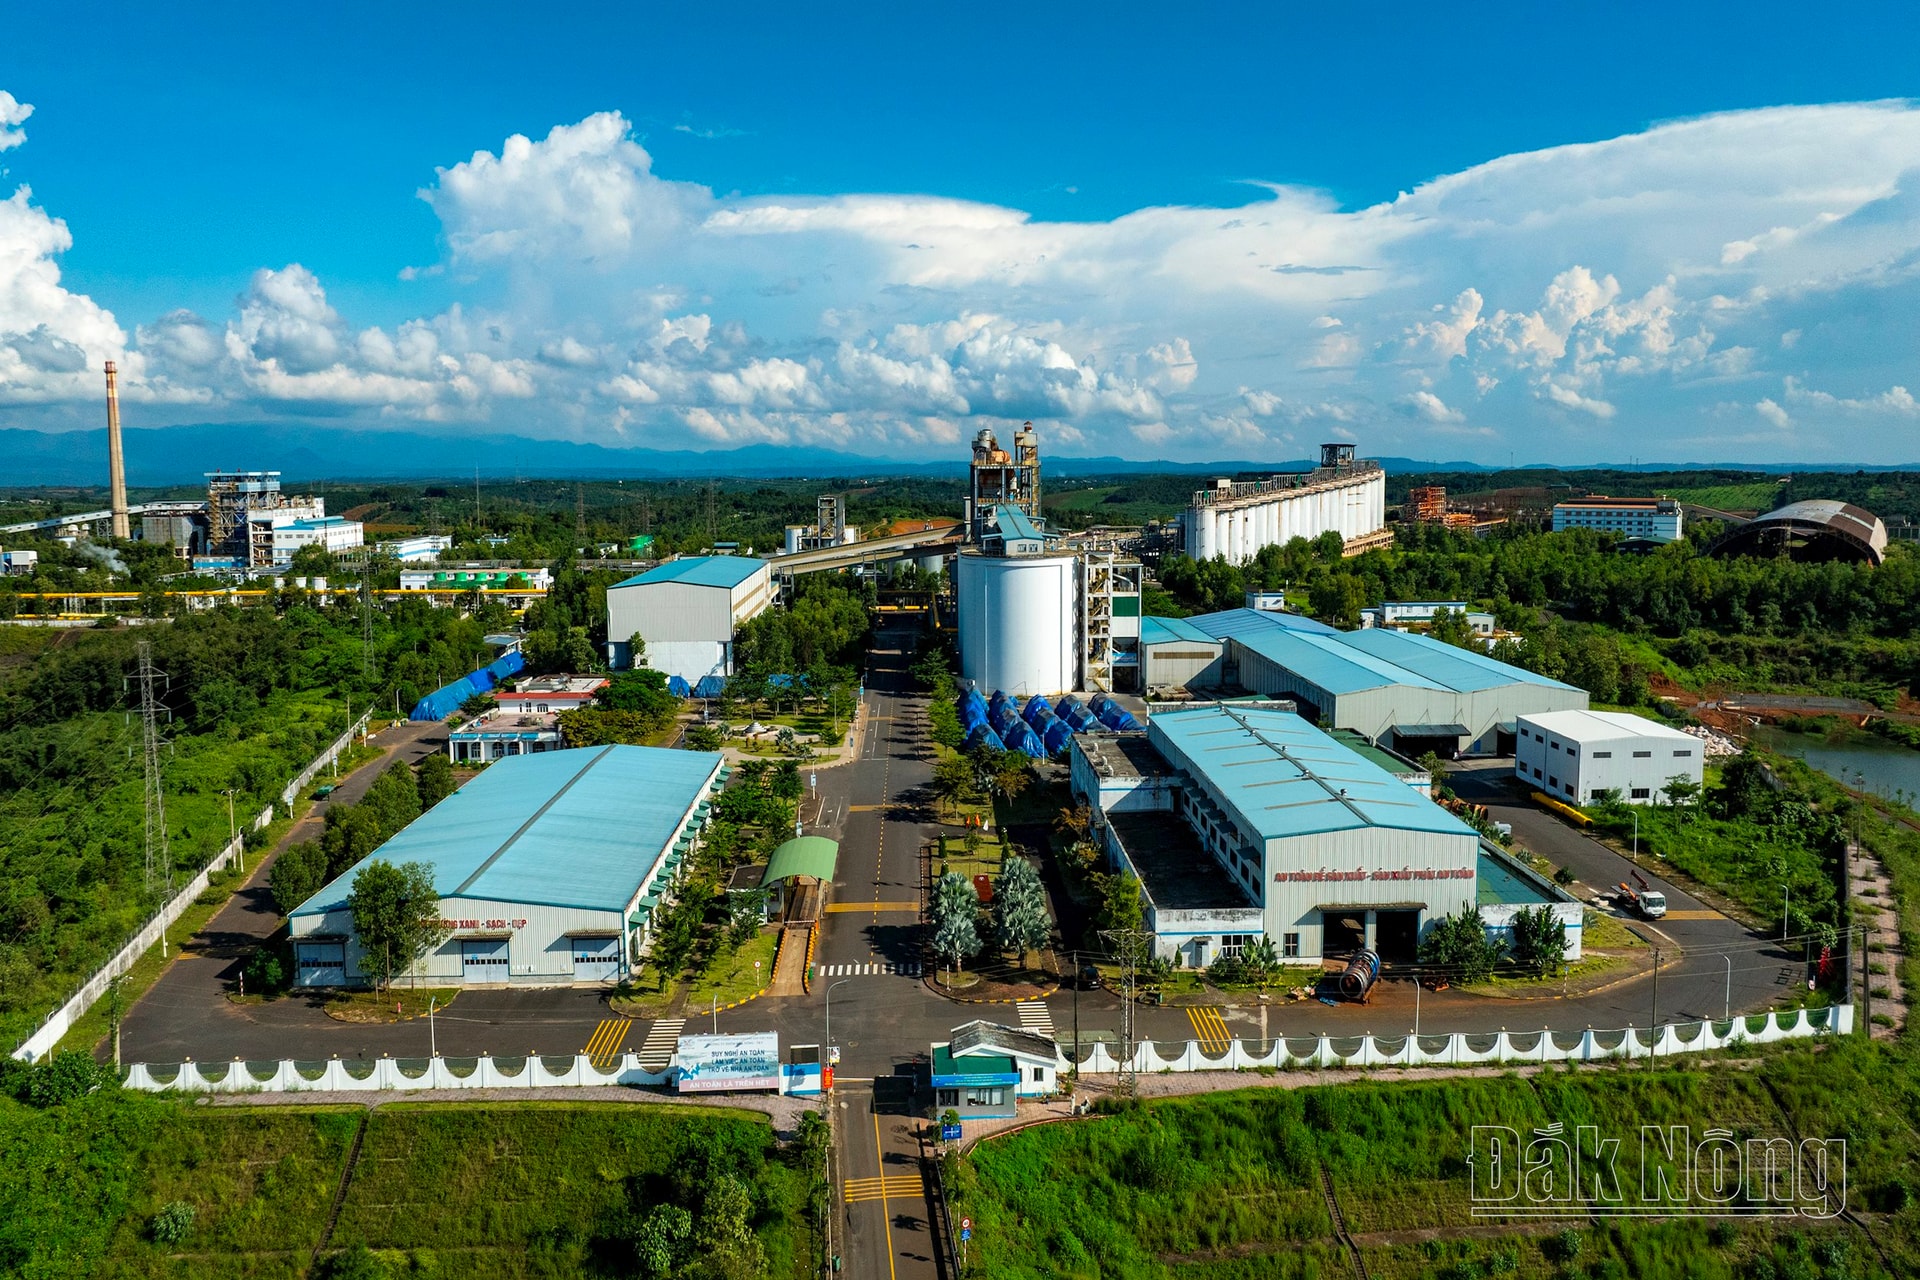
105;360;129;540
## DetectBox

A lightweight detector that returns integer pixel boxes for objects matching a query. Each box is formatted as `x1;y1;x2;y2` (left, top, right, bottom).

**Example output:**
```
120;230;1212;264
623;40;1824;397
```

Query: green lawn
952;1042;1919;1278
691;927;781;1009
1;1094;818;1279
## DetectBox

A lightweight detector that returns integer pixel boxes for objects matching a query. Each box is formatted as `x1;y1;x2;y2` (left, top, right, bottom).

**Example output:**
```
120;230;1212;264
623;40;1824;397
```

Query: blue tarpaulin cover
668;675;692;697
1003;720;1046;758
693;675;727;699
965;724;1006;752
408;649;527;721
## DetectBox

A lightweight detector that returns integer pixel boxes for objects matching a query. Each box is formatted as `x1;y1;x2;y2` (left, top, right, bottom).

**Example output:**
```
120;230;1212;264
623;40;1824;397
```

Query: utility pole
576;483;587;545
1648;947;1660;1070
361;559;375;681
1100;928;1151;1097
131;640;173;904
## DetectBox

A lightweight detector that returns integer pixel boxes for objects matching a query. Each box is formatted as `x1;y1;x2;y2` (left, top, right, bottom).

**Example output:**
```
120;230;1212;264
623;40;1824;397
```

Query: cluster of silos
1180;468;1386;566
956;551;1079;696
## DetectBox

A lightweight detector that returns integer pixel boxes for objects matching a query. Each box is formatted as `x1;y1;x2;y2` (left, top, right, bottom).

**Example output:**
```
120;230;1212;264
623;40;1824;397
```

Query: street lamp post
825;978;850;1076
429;996;438;1058
223;788;240;872
1631;808;1638;864
1723;955;1731;1023
1782;883;1791;943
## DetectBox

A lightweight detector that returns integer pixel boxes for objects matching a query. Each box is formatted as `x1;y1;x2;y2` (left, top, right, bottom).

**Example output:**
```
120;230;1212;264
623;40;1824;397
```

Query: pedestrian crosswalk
637;1017;683;1071
1015;1000;1055;1038
815;960;923;977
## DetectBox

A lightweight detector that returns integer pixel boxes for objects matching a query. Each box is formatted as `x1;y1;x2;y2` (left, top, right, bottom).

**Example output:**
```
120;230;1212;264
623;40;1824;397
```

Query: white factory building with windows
289;745;726;988
1514;710;1703;805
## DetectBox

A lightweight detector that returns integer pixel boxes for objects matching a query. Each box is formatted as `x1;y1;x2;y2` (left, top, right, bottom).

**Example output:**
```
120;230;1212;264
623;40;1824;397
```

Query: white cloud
1401;390;1465;423
7;93;1920;461
0;92;30;152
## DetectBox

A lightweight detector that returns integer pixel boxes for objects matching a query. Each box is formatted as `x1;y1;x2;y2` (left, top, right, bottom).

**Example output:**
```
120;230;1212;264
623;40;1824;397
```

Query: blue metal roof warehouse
289;745;726;988
1190;610;1587;753
613;555;767;590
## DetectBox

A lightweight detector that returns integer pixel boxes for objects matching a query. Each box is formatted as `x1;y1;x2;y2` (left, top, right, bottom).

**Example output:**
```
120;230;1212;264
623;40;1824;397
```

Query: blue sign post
942;1122;962;1141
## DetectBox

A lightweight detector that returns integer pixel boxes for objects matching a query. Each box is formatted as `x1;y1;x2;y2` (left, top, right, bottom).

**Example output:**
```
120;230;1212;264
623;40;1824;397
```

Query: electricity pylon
131;640;172;898
1099;926;1153;1098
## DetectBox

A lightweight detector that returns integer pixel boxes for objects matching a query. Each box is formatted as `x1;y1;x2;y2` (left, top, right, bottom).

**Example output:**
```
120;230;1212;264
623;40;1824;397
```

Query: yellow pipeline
1530;790;1592;827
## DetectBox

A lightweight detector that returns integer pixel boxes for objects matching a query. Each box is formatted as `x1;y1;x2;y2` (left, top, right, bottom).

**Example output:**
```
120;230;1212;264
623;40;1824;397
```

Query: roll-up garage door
461;938;510;983
571;935;620;983
295;942;345;987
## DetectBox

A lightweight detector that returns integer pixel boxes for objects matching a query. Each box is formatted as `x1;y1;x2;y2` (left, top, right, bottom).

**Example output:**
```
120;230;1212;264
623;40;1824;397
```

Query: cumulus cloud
0;91;29;152
7;92;1920;461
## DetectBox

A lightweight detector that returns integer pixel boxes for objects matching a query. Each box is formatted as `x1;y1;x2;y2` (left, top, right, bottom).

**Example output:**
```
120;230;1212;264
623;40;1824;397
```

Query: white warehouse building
1515;710;1704;806
289;745;726;988
605;555;774;685
1179;444;1389;565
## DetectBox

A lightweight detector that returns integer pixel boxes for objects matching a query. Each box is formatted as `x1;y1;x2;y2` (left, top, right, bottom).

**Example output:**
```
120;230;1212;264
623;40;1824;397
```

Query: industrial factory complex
1066;704;1581;965
290;745;727;987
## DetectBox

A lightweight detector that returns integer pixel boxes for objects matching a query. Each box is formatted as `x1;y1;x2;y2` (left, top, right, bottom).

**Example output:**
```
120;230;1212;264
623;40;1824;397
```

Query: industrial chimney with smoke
105;360;129;539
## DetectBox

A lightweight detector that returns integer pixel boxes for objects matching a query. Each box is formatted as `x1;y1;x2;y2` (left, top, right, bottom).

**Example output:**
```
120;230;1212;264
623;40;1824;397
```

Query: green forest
0;600;497;1049
1154;523;1920;707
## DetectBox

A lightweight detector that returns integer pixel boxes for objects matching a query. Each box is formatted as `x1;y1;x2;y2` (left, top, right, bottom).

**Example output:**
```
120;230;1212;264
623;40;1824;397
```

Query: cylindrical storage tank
957;551;1079;697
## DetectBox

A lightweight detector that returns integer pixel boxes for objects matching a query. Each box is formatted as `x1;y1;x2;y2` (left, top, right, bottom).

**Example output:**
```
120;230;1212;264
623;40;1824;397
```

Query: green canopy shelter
761;835;839;887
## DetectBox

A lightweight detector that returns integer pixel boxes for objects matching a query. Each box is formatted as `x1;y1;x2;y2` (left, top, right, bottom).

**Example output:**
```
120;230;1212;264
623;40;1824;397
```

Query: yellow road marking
1659;910;1723;921
1187;1005;1232;1054
843;1175;922;1203
876;1108;899;1280
582;1017;632;1065
825;901;921;913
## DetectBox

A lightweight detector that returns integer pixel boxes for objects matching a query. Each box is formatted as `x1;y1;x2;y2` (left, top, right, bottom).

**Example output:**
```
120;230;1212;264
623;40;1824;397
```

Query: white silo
956;550;1079;696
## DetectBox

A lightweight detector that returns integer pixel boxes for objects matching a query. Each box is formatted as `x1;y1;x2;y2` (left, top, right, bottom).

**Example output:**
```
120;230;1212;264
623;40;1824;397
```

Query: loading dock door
461;938;510;983
295;942;345;987
1321;912;1367;957
570;936;620;983
1375;910;1420;963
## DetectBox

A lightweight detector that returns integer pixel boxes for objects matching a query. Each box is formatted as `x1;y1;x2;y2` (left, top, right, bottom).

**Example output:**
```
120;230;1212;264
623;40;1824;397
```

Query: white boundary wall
12;709;373;1063
121;1006;1850;1096
1069;1005;1849;1074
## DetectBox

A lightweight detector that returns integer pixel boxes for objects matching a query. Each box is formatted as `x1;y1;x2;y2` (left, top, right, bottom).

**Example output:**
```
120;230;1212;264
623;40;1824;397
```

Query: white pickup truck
1617;881;1668;919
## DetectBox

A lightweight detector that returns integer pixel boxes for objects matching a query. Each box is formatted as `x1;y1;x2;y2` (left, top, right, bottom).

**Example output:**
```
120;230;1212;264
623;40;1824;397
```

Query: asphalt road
119;635;1809;1073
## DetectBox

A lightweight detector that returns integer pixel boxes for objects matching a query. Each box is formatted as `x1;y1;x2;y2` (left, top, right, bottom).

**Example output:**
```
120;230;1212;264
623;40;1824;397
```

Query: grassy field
1664;482;1786;512
1;1094;817;1279
951;1040;1920;1279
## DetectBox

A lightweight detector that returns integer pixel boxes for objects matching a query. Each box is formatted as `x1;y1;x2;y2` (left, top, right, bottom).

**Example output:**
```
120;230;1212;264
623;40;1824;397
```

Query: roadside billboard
675;1032;781;1092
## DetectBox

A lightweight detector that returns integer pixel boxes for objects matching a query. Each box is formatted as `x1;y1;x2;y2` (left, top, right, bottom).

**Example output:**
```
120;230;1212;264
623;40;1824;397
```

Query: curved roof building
1706;500;1888;565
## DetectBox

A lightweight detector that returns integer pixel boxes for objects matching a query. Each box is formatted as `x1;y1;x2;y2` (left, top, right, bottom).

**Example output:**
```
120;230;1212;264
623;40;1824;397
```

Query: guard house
931;1020;1060;1119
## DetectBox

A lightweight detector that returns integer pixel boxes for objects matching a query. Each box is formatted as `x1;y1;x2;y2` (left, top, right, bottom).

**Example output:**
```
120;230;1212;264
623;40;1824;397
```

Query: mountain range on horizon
0;424;1910;489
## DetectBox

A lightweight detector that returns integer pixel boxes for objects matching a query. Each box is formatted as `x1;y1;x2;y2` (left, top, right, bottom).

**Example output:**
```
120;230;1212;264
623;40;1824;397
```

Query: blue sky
4;2;1920;463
